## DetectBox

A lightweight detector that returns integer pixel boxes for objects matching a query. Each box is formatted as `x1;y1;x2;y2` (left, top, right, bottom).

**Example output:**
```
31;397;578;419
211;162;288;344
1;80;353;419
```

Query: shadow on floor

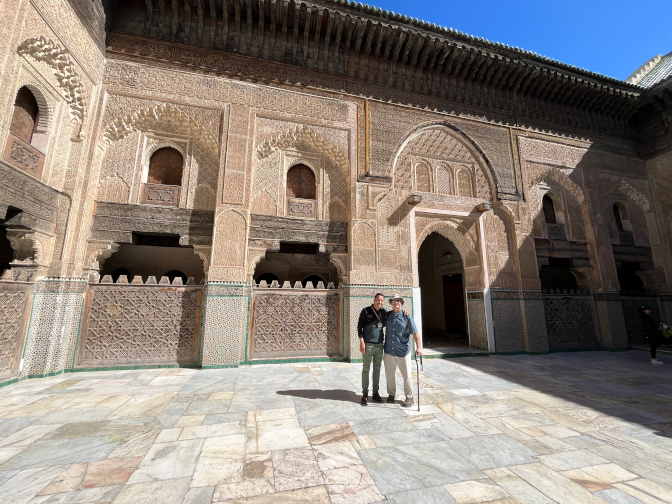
276;389;358;402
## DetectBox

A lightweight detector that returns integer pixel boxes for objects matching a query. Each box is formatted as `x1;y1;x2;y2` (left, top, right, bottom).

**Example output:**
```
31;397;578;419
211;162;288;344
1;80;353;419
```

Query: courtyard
1;351;671;504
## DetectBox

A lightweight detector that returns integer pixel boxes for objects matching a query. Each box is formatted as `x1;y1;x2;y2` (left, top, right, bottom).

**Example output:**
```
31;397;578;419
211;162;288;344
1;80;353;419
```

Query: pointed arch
416;218;480;268
255;124;349;173
391;123;497;201
102;103;219;154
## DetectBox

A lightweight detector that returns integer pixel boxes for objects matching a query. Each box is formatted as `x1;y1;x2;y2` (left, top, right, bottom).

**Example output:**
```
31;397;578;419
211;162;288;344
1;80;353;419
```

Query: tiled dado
20;278;88;379
201;282;251;368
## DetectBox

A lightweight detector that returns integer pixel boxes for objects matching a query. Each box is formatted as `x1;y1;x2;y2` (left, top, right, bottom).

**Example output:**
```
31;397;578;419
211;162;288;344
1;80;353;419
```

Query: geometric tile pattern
201;283;251;366
81;286;202;365
0;290;27;378
491;299;525;352
543;295;597;347
467;297;488;350
21;287;84;378
251;292;341;358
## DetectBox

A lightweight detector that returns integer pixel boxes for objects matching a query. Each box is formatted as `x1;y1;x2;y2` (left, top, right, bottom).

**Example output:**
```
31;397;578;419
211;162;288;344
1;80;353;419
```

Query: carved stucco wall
250;121;350;221
97;98;222;211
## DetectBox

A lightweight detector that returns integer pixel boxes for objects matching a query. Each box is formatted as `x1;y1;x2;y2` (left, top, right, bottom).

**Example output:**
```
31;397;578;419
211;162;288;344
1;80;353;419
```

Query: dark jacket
639;308;661;341
357;306;387;344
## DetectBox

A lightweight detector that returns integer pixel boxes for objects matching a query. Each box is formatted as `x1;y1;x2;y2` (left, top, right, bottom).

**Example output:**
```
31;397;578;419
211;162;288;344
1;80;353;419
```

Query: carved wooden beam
349;18;365;77
331;12;343;73
196;0;204;45
431;44;451;96
158;0;167;39
397;31;417;88
414;37;436;92
322;11;335;73
379;26;396;85
258;0;265;57
144;0;154;37
342;15;355;74
313;9;327;71
291;4;300;64
358;21;377;80
183;0;192;44
209;0;217;49
171;0;179;42
280;0;289;64
301;6;311;67
222;0;230;51
369;23;385;81
234;0;241;53
386;29;406;86
270;1;277;60
245;0;254;53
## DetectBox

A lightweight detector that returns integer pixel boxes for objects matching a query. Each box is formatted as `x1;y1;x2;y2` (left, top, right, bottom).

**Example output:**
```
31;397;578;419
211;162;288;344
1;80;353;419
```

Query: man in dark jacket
357;293;409;405
639;305;663;364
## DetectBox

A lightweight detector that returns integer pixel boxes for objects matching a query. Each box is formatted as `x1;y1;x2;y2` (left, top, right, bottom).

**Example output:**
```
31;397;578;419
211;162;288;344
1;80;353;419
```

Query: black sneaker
361;393;368;406
402;396;414;408
386;395;395;404
372;392;383;403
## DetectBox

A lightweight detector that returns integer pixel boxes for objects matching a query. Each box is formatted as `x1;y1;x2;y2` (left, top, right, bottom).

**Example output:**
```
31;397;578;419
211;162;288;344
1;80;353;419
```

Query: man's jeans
362;343;384;394
384;352;414;399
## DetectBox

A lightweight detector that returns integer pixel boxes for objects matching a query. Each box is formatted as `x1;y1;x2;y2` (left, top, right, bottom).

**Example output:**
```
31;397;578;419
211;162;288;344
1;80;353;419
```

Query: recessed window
4;86;46;178
10;87;39;144
141;147;184;206
148;147;184;186
286;164;316;200
542;195;557;224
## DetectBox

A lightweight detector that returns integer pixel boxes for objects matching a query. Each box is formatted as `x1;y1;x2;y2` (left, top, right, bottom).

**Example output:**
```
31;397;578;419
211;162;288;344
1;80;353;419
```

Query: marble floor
1;350;672;504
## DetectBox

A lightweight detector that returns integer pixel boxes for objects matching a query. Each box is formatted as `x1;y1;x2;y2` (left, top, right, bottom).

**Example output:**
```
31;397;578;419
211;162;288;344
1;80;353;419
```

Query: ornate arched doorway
418;232;468;349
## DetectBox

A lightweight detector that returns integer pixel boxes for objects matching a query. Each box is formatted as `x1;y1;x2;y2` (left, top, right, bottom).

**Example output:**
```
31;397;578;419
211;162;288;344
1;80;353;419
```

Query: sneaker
386;395;395;404
652;359;664;365
361;393;368;406
402;396;414;408
372;392;383;404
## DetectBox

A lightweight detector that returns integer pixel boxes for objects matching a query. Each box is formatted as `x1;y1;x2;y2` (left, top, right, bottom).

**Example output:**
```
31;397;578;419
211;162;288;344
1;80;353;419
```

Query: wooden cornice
109;0;649;138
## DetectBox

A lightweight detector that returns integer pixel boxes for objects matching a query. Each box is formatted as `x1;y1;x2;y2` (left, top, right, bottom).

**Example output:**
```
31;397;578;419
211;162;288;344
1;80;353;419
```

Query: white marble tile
127;439;204;483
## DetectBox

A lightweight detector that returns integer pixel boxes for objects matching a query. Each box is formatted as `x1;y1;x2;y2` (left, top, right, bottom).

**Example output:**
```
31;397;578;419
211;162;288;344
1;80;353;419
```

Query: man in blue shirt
384;294;422;408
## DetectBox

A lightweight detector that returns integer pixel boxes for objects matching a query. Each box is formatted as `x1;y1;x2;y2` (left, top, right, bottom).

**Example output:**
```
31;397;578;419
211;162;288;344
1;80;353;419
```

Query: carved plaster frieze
17;37;86;137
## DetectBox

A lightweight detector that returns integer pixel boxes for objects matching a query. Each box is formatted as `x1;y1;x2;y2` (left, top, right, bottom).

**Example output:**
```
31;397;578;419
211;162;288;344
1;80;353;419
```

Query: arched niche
391;124;497;202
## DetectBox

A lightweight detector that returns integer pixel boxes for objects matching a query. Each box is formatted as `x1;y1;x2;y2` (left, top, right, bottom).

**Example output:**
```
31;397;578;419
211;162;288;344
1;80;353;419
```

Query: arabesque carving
17;37;86;136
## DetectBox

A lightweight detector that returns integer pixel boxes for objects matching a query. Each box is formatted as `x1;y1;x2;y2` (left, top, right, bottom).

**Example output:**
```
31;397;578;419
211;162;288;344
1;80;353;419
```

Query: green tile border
241;357;347;365
0;377;19;388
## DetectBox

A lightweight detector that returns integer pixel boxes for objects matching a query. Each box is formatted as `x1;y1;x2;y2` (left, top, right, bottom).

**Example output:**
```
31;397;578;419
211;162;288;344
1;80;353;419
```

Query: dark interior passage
418;232;468;348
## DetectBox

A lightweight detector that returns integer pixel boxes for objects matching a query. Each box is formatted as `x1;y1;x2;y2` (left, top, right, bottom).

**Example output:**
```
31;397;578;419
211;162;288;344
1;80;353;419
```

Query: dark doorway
418;232;469;349
443;274;467;334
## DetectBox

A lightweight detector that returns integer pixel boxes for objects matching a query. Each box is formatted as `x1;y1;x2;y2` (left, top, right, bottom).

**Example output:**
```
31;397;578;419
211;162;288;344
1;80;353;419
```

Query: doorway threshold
422;347;490;359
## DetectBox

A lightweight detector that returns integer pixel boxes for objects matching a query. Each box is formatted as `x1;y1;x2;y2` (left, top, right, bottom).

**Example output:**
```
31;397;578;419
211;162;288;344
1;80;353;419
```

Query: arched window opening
542;195;557;224
613;203;634;245
286;164;316;199
5;87;46;178
10;87;39;144
141;147;184;206
286;164;316;218
613;204;624;232
148;147;184;186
